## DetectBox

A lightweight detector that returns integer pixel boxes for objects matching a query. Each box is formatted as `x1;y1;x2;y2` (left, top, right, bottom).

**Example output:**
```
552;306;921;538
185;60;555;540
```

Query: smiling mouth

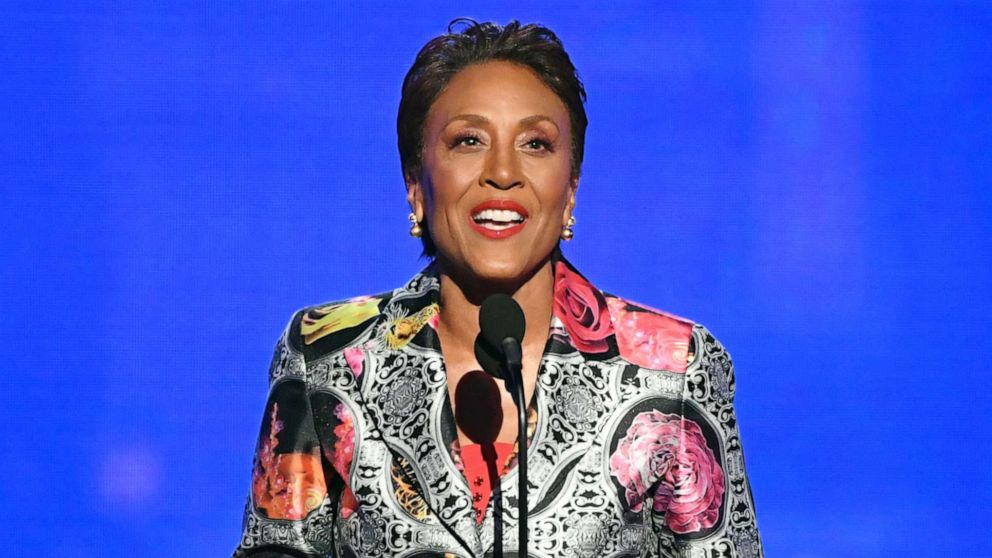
468;200;529;239
471;208;526;230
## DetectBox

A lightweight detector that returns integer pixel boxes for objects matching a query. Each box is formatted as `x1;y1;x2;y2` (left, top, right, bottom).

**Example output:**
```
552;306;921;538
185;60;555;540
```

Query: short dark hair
397;18;588;258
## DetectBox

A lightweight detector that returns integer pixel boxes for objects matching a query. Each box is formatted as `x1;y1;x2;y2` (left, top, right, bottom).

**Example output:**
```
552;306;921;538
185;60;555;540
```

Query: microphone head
454;370;503;445
478;293;526;349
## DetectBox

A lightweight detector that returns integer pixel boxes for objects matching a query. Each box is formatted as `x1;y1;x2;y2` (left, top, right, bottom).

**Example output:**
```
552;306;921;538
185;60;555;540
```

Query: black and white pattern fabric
233;253;763;557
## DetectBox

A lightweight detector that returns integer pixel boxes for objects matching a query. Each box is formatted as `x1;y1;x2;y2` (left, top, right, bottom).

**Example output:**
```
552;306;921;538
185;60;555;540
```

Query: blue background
2;2;990;556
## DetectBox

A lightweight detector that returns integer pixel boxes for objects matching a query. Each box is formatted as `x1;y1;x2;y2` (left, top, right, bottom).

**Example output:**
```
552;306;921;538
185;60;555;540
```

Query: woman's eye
452;135;482;148
524;138;553;151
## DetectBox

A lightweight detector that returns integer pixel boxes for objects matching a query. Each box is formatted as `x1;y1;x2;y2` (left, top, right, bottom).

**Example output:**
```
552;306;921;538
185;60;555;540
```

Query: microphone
476;293;528;558
477;294;525;405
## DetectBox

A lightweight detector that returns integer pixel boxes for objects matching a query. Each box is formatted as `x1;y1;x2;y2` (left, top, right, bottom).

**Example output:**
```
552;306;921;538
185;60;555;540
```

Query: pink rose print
553;261;613;353
326;403;356;481
320;403;359;519
606;297;692;372
343;346;364;378
609;411;680;513
610;411;725;534
656;417;726;533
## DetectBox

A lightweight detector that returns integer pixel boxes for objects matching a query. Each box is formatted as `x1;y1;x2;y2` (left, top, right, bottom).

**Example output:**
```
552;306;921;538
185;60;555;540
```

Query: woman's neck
435;260;555;354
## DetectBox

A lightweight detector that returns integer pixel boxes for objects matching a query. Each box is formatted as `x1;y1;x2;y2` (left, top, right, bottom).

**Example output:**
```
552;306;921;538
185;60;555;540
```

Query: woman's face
407;60;577;288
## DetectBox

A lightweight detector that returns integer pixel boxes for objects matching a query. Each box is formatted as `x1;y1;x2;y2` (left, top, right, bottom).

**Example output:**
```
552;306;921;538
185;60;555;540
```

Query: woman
234;19;763;558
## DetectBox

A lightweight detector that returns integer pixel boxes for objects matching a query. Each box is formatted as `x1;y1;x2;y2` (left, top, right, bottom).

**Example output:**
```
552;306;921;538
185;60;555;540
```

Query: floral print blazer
233;253;763;558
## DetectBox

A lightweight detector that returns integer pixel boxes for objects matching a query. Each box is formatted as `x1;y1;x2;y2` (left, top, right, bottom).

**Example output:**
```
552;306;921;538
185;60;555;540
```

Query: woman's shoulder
601;292;738;404
280;288;399;360
600;292;692;371
602;292;696;330
600;291;728;373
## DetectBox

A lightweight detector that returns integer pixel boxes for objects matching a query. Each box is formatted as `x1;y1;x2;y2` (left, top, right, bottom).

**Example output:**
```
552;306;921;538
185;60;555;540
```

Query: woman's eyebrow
518;114;559;131
445;113;560;130
446;114;489;126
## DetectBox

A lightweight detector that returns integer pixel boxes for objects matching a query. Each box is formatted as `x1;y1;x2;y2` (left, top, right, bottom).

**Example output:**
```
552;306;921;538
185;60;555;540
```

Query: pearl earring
561;215;576;241
408;212;422;238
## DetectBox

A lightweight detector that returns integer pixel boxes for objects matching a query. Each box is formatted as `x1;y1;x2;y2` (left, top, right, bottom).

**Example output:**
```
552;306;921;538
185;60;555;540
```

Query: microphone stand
483;443;503;558
501;339;527;558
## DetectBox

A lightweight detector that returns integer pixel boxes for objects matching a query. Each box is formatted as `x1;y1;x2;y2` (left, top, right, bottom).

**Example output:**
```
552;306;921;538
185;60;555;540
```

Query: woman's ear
564;176;578;223
405;172;425;222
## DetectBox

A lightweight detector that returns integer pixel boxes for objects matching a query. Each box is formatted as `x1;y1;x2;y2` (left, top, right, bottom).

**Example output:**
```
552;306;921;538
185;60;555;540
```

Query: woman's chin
445;252;545;292
472;259;527;283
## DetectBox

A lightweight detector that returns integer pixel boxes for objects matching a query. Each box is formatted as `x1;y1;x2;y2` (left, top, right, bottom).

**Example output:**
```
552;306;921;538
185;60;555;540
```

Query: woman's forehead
426;61;570;129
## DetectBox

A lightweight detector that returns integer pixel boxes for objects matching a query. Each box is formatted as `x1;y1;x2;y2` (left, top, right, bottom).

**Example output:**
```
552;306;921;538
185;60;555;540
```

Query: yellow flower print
301;296;381;345
391;457;429;520
386;303;439;349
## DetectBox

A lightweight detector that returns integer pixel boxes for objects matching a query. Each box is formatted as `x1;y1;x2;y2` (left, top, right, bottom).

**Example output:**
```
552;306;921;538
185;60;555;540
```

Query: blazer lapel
358;266;483;556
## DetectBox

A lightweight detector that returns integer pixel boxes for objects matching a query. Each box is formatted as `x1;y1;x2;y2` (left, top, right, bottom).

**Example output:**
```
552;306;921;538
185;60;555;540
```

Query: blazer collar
381;249;622;364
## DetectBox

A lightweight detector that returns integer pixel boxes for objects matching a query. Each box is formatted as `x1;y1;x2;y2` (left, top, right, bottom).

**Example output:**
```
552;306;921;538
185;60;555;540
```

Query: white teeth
472;209;525;224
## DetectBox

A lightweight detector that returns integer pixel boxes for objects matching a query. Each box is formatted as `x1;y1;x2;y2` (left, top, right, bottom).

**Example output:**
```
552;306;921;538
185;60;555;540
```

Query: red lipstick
468;199;529;239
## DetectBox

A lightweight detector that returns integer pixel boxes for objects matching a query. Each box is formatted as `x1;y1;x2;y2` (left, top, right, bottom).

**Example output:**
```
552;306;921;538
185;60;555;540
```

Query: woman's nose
480;141;523;190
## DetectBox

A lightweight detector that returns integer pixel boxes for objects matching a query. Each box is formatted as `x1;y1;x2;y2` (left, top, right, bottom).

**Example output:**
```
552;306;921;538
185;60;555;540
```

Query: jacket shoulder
604;292;695;327
684;322;738;399
284;289;396;360
603;292;697;373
